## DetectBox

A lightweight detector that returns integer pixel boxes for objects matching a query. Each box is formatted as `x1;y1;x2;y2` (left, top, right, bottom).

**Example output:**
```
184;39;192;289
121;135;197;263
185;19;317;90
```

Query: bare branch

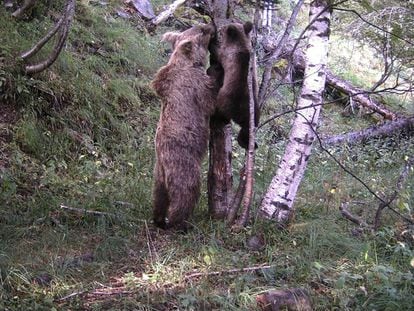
334;7;414;46
23;0;75;74
339;202;368;227
369;16;394;92
60;204;117;218
184;264;275;280
20;15;65;60
258;0;305;108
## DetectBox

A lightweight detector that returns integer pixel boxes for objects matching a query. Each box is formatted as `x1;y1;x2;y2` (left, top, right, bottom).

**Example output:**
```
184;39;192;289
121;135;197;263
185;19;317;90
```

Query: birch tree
259;0;332;225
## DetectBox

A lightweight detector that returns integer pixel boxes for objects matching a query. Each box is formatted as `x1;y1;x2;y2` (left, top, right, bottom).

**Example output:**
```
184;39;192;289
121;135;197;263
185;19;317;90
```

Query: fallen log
287;48;399;121
323;116;414;145
324;69;398;120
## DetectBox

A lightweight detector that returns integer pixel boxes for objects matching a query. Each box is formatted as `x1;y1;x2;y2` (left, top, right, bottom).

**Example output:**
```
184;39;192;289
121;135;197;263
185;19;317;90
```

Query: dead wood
151;0;187;26
60;204;117;218
323;116;414;145
21;0;75;74
289;50;398;120
184;264;274;280
339;202;368;227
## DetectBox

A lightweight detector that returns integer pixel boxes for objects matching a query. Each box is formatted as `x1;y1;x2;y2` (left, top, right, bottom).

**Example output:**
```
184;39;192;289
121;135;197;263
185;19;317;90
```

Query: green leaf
336;276;346;289
203;254;212;265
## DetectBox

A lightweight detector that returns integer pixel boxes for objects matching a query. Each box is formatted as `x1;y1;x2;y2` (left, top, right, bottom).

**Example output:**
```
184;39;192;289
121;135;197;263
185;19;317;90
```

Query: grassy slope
1;2;413;310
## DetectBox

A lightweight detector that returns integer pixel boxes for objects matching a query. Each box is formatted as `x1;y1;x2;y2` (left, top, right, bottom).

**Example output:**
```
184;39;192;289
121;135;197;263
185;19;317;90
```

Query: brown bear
151;24;216;231
208;22;260;149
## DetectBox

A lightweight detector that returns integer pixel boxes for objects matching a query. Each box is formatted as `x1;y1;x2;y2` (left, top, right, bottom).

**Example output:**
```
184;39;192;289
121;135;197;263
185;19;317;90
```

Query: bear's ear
162;32;181;47
179;40;193;57
226;25;240;40
244;22;253;35
201;23;215;36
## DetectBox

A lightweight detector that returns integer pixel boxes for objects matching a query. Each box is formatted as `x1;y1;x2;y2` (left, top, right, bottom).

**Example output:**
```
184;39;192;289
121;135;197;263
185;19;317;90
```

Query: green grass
1;1;414;310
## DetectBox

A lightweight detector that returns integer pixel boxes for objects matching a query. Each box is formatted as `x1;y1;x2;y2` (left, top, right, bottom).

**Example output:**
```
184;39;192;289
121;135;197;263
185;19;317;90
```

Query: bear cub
209;22;260;149
151;24;216;231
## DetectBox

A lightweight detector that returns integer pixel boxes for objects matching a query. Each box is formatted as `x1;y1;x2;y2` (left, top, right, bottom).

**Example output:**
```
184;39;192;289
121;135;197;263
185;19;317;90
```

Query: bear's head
162;24;215;49
162;24;215;67
212;22;253;64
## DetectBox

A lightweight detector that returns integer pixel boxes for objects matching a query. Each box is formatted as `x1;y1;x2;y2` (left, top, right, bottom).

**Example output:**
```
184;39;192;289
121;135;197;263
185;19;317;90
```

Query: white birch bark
262;0;273;30
151;0;187;25
259;0;331;225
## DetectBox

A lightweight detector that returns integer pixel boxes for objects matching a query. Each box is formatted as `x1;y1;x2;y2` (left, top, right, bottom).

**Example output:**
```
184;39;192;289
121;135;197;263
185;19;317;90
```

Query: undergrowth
0;1;413;311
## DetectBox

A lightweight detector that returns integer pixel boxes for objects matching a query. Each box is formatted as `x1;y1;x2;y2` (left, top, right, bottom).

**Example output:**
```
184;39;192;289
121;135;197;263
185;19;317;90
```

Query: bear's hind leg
153;175;169;229
237;127;258;150
166;165;201;232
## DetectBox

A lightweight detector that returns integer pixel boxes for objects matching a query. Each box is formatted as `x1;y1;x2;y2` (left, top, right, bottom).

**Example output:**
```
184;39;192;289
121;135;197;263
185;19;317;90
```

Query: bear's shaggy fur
151;25;216;231
209;22;260;149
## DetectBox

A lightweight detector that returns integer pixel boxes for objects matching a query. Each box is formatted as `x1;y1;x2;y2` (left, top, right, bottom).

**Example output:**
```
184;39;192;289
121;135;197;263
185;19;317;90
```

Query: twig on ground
58;289;88;301
113;200;135;208
184;264;275;280
339;202;368;227
60;204;117;218
145;220;158;262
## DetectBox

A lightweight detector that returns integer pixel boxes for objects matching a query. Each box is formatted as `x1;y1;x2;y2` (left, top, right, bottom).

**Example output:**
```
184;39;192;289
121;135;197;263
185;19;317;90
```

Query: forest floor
1;1;414;310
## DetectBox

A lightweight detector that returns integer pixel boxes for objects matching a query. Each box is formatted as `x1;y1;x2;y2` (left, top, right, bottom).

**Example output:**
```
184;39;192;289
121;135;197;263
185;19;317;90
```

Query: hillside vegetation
0;1;413;310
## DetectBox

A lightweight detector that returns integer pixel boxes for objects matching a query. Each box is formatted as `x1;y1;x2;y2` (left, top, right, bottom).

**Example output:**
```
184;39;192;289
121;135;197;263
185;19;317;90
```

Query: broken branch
22;0;75;74
60;204;117;218
151;0;187;26
339;202;368;227
184;264;274;280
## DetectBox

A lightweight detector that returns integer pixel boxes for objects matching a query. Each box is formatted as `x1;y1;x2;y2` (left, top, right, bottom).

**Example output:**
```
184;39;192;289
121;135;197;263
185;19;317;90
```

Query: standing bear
208;22;260;149
151;24;216;231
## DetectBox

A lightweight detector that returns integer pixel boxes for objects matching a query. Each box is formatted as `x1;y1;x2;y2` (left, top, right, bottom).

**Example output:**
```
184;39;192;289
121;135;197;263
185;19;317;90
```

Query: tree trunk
208;121;233;219
235;41;258;228
206;0;234;219
323;116;414;145
259;0;331;225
